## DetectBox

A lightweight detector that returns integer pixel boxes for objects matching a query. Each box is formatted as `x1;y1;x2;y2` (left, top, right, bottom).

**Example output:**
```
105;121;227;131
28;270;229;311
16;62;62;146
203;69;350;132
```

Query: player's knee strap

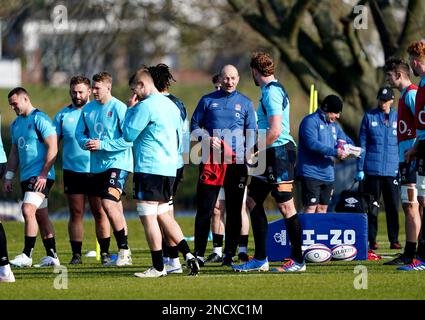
218;188;225;201
23;192;44;208
158;203;170;216
39;198;48;209
416;174;425;197
271;183;293;203
136;202;158;217
103;187;122;202
401;185;418;204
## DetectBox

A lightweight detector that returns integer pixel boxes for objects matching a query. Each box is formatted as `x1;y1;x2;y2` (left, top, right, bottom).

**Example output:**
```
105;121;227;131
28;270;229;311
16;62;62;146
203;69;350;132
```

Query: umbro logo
345;197;358;205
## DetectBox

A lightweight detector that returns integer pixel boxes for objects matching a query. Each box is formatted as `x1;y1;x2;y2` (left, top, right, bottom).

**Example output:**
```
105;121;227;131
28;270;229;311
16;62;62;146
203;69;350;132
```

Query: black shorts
417;140;425;177
20;177;55;198
172;167;184;197
133;173;175;202
0;163;6;179
399;162;416;185
93;168;129;200
63;170;99;195
299;177;334;206
259;142;296;184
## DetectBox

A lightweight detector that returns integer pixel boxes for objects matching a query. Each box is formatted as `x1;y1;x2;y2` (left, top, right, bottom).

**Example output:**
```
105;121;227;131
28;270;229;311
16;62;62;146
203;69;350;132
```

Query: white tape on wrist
5;171;15;180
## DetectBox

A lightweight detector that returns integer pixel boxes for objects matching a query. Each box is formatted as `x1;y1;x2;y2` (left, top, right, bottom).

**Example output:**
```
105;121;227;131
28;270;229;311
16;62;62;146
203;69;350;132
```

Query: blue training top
165;93;188;169
0;115;7;163
54;104;91;173
357;107;399;177
296;110;353;182
123;93;181;177
191;89;256;162
256;80;296;148
75;97;133;174
11;108;56;181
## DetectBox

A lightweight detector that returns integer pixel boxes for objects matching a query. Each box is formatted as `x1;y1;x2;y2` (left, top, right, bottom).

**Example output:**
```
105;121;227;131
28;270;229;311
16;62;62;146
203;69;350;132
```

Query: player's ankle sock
212;246;222;256
113;228;128;250
212;233;224;248
177;239;191;257
42;237;57;258
238;246;247;255
151;250;164;271
23;236;36;258
417;240;425;260
285;214;303;264
98;237;111;255
404;241;416;259
162;239;170;258
238;235;249;248
70;240;82;256
0;223;9;266
168;245;179;259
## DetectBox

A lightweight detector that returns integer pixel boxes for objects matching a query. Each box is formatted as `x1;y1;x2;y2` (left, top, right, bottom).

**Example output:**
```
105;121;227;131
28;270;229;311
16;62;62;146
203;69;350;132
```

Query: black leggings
364;175;400;244
194;164;247;258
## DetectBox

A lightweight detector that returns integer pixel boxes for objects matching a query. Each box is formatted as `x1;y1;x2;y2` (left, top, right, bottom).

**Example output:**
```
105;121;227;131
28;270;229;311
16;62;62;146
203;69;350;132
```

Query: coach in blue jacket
191;65;256;266
297;95;354;213
356;86;400;250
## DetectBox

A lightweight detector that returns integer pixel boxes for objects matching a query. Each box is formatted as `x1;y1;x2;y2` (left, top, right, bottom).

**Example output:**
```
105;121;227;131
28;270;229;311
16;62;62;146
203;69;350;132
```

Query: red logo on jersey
107;111;113;117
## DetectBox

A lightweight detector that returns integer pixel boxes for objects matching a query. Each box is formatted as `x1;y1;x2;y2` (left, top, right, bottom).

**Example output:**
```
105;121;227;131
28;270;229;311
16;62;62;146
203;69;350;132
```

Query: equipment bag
335;181;376;215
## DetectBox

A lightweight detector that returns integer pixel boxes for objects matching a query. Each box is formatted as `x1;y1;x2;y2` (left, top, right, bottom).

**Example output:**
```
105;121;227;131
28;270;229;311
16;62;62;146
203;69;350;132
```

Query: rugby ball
303;243;332;263
331;244;357;261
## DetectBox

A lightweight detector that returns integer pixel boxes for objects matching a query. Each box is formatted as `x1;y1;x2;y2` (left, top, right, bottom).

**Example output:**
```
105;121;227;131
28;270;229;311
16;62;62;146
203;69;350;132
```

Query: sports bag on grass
335;181;375;215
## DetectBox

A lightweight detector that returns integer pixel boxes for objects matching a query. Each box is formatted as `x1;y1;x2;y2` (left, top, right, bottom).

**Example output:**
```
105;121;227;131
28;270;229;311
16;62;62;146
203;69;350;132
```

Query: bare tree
227;0;425;135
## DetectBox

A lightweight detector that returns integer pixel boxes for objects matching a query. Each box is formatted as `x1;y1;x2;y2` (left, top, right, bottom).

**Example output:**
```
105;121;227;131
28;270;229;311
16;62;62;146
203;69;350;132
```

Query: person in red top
384;57;421;265
401;41;425;271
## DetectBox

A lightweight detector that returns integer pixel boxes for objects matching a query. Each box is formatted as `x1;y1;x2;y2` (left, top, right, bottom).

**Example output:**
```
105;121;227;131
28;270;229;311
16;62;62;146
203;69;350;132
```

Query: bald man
191;65;257;266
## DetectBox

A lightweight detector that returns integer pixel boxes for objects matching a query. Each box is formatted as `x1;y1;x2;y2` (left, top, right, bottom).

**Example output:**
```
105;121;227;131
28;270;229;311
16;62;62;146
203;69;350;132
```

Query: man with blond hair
75;71;133;266
233;52;304;273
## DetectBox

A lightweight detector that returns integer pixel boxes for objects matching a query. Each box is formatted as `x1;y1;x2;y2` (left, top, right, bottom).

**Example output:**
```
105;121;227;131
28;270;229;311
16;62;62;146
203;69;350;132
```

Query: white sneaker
10;253;32;268
134;267;167;278
0;265;16;283
116;248;132;266
165;262;183;274
34;256;60;267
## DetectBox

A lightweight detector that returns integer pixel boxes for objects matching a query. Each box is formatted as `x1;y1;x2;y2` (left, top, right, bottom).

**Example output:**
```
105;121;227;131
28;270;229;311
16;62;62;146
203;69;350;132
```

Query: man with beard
53;76;111;265
75;71;133;267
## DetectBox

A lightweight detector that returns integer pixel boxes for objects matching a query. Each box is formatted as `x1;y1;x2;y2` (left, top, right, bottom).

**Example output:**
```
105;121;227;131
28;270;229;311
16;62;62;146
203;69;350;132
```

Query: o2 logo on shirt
18;137;29;150
94;122;104;139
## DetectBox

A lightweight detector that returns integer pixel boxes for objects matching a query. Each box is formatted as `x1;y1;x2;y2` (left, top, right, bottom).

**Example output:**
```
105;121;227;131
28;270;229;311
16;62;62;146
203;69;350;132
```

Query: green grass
1;214;425;300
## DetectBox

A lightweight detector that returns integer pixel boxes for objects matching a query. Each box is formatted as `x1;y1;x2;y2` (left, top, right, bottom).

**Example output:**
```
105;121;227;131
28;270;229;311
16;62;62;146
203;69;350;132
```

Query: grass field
1;213;425;301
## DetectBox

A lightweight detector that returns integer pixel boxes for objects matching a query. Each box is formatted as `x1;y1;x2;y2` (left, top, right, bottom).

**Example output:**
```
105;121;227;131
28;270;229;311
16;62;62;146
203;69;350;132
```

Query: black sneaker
383;253;413;265
205;253;223;264
195;257;205;267
69;254;82;265
238;252;250;263
101;253;111;266
222;256;233;267
187;258;200;276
